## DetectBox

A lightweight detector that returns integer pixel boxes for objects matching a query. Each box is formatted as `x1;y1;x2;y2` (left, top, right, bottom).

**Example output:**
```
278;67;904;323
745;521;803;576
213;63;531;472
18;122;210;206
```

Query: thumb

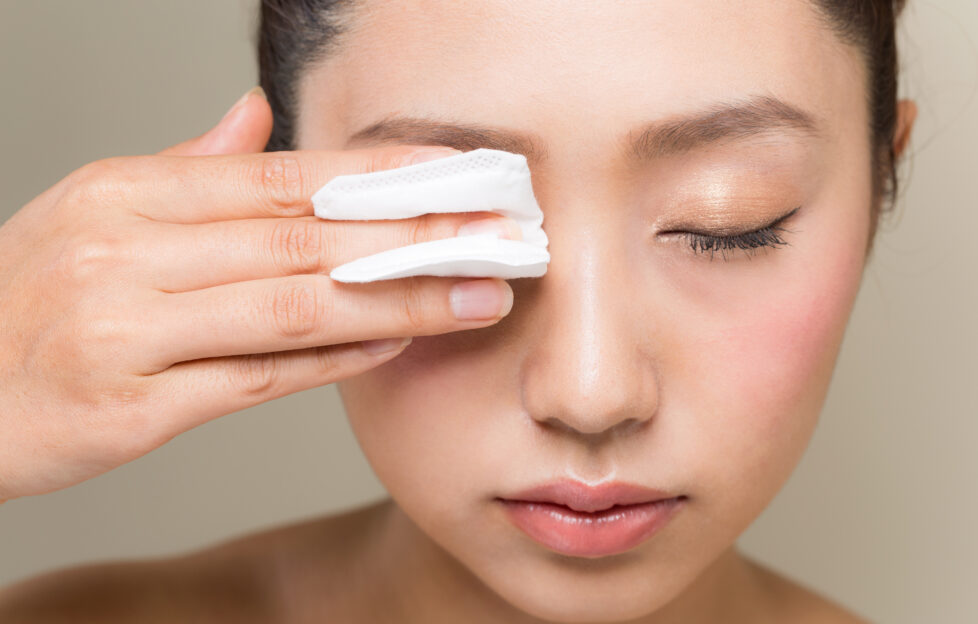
159;87;274;156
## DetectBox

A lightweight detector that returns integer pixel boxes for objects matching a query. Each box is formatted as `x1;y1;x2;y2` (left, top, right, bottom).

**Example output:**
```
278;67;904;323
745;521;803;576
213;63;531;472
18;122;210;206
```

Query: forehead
299;0;865;154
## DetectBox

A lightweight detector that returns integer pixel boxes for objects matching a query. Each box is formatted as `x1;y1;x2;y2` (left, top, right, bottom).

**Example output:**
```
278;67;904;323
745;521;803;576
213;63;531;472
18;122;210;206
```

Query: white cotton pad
311;148;550;283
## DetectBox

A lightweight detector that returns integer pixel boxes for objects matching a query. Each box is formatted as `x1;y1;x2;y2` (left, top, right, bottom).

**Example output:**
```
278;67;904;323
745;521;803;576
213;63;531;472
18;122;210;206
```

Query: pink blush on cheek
707;259;864;439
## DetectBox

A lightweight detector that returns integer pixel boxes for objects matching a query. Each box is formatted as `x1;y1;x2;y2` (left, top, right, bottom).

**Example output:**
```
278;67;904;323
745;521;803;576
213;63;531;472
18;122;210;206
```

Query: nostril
537;414;649;439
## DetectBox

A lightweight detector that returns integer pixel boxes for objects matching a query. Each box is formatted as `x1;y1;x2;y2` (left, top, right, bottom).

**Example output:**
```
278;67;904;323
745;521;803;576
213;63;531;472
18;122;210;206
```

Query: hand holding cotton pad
312;148;550;283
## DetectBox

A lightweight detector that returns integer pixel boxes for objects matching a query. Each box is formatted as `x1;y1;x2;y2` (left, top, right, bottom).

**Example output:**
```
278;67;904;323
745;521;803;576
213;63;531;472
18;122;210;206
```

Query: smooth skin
0;0;918;622
305;1;917;622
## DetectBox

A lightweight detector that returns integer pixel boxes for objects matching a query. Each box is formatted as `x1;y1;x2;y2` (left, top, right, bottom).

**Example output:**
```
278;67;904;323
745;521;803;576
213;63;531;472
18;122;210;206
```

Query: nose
517;226;660;439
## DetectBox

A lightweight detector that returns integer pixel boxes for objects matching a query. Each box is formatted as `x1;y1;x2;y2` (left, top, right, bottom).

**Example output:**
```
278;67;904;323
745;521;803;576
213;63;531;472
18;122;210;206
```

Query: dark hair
258;0;908;243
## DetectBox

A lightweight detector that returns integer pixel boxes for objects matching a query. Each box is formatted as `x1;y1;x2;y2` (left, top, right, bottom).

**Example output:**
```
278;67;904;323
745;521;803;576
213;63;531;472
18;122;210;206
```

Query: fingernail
221;86;266;123
402;148;462;166
450;279;514;321
361;336;413;356
457;217;523;241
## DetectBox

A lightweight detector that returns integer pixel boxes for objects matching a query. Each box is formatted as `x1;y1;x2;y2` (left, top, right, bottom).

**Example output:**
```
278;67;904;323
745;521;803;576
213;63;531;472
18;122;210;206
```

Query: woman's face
298;0;871;620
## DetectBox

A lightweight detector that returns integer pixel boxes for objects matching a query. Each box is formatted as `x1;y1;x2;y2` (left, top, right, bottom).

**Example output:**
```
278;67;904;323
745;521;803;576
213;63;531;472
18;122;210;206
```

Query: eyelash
679;206;801;261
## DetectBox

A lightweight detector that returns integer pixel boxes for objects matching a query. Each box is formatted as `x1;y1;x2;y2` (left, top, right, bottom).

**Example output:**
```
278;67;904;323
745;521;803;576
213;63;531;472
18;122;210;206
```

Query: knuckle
267;220;326;275
406;213;437;246
67;159;112;188
232;352;281;398
54;233;122;283
256;155;305;215
313;345;342;377
95;377;149;412
55;316;97;370
397;278;429;333
365;148;415;174
67;401;143;467
58;317;142;410
64;158;131;206
78;312;132;361
267;280;324;339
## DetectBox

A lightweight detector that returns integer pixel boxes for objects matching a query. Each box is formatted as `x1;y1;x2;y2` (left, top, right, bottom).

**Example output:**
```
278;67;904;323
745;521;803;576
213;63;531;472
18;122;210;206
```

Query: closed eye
664;205;801;261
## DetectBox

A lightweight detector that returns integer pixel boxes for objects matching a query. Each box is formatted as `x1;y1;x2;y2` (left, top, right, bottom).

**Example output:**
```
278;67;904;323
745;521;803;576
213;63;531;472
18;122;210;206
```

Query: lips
496;479;687;557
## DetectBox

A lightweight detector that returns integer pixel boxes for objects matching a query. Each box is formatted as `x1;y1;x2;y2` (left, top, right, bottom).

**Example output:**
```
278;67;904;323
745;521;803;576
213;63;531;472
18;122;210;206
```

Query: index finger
132;145;461;224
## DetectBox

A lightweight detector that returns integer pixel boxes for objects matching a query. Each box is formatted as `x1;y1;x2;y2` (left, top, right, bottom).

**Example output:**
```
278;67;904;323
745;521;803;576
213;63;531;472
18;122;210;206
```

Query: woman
0;0;917;622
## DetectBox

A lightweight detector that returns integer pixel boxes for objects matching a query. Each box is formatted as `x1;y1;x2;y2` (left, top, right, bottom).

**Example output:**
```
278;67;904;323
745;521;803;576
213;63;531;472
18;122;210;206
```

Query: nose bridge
519;219;659;437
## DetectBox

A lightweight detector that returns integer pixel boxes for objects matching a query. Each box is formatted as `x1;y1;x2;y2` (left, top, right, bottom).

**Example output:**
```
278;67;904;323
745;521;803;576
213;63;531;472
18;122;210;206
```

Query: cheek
672;205;868;511
723;269;854;420
715;280;847;445
343;328;506;419
338;328;509;509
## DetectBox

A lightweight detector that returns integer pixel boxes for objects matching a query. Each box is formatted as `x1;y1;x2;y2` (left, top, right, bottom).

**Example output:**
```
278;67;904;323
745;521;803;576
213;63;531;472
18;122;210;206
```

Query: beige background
0;1;975;622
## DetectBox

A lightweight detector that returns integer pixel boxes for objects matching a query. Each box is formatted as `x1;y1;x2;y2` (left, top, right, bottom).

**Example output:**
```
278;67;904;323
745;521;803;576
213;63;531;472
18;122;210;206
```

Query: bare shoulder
0;501;388;623
744;555;874;624
0;553;272;623
0;540;283;624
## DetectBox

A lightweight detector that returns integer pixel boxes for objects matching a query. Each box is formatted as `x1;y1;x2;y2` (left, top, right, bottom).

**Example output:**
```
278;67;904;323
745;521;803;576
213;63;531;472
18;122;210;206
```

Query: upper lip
499;479;680;513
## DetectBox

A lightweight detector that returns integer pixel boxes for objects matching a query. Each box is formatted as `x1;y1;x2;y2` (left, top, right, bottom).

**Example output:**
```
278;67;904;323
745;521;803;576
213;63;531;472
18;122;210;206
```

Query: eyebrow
344;95;821;165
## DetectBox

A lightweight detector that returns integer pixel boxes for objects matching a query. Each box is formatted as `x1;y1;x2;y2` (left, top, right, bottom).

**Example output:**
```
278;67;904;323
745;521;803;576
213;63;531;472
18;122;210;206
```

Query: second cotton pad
312;148;550;283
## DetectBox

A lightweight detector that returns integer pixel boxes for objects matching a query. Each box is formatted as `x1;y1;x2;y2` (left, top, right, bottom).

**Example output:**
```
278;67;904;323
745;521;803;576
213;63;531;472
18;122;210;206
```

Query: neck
365;499;776;624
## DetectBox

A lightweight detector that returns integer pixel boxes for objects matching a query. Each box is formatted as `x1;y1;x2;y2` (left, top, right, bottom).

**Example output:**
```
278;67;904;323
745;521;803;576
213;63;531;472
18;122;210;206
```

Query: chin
451;533;709;624
479;566;682;623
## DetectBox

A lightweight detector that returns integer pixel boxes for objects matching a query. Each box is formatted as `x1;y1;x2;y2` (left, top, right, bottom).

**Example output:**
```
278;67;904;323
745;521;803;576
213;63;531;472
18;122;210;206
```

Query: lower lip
498;496;686;558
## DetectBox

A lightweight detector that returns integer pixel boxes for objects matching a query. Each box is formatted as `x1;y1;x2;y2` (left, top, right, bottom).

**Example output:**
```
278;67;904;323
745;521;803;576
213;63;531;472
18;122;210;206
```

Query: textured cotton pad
312;148;550;283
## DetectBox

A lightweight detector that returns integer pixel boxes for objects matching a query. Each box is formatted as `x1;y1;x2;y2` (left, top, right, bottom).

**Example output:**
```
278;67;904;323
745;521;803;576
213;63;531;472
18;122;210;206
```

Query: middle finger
137;212;523;293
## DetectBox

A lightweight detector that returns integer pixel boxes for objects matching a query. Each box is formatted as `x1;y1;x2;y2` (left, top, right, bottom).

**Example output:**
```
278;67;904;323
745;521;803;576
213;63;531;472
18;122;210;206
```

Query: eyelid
659;205;801;238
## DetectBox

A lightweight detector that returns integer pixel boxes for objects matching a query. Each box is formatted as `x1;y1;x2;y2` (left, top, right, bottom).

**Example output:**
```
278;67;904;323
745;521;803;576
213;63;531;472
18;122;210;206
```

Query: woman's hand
0;88;517;503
